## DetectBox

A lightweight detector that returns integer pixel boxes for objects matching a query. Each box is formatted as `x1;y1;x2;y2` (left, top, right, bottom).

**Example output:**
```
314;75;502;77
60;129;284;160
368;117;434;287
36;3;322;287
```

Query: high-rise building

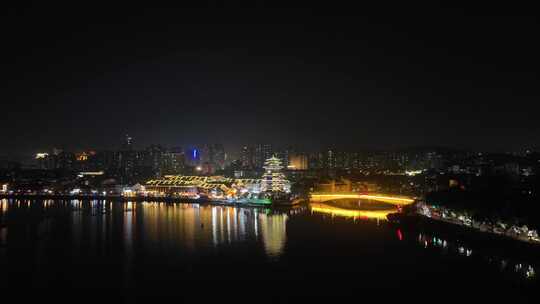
212;144;226;170
91;150;116;172
255;144;273;168
307;152;322;170
241;145;255;169
201;145;211;164
326;149;335;169
200;144;226;171
288;153;308;170
335;151;347;169
54;151;76;170
35;153;52;170
185;146;201;167
162;147;185;175
118;135;138;183
275;147;291;169
144;145;165;177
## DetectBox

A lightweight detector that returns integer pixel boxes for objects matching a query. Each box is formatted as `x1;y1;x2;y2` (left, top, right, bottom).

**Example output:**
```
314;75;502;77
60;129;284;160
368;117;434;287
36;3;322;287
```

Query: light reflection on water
415;231;537;281
125;201;290;257
0;198;538;289
310;202;395;220
0;199;292;259
0;199;7;246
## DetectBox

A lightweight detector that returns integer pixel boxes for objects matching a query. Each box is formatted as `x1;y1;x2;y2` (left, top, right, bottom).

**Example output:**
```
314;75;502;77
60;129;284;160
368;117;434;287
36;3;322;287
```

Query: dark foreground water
0;199;538;299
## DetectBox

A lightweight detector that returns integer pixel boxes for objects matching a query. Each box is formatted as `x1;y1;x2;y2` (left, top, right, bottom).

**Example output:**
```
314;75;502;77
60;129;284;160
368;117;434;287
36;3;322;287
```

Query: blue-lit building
186;147;201;167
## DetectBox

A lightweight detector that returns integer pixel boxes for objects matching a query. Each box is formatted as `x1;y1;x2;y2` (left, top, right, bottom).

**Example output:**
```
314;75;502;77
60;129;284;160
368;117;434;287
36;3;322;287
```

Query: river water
0;198;537;298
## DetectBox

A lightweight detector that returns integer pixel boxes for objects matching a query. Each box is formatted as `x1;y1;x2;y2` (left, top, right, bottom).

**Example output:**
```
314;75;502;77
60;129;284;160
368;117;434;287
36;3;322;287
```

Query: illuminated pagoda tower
260;155;291;193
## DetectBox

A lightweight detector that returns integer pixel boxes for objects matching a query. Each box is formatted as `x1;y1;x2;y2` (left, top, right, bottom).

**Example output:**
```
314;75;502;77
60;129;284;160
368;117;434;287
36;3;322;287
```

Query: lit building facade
288;153;308;170
145;156;291;203
145;175;262;200
260;156;291;193
255;144;273;168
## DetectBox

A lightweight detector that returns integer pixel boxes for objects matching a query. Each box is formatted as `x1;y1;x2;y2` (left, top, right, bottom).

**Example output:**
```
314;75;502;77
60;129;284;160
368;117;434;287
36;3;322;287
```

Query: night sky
2;2;540;156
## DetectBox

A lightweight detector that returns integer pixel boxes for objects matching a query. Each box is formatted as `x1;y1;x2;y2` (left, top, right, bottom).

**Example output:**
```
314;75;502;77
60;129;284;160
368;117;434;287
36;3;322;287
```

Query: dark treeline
426;175;540;229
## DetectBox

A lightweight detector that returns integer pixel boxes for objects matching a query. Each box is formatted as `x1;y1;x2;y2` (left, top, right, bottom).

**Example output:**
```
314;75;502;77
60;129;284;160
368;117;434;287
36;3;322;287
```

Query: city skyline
2;138;539;165
3;2;540;297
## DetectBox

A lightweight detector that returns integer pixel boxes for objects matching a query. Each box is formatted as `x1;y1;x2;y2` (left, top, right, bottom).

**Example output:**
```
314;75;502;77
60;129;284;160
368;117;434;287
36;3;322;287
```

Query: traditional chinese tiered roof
261;156;291;193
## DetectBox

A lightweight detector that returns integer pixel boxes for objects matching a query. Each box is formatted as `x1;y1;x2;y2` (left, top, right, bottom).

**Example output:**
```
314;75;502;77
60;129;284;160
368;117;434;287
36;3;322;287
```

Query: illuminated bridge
310;202;393;220
309;193;415;206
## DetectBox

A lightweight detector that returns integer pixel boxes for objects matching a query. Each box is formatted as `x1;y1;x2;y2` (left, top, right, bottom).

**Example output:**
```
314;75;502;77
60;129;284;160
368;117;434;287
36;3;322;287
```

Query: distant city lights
35;153;49;159
405;170;423;176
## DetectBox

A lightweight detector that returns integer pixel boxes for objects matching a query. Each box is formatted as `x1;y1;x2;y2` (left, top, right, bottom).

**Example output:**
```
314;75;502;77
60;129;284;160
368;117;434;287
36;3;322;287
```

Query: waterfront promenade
0;193;301;208
414;203;540;245
0;194;251;207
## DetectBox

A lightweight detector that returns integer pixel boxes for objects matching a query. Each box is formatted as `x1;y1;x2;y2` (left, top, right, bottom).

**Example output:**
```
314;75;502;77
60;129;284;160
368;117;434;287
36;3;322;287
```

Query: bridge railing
308;192;415;205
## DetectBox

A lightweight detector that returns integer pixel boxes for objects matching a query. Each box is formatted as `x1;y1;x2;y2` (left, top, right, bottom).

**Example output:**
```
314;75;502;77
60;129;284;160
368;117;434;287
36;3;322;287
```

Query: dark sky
2;2;540;156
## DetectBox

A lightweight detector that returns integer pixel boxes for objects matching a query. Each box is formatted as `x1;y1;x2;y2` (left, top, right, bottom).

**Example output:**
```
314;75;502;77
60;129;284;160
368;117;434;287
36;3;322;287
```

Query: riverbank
0;194;303;208
388;211;540;254
405;216;540;268
415;203;540;244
